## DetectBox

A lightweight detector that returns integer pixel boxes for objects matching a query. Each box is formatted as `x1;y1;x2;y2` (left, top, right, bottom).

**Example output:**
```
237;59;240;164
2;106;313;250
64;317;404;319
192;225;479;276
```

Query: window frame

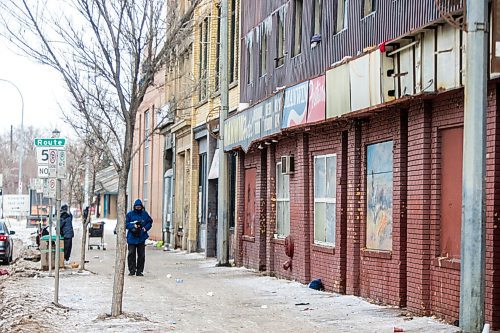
275;10;286;68
312;0;323;37
363;0;375;18
215;5;222;91
292;0;303;57
275;162;290;238
143;111;151;206
229;0;239;83
259;26;268;77
247;44;254;84
335;0;348;34
313;154;337;246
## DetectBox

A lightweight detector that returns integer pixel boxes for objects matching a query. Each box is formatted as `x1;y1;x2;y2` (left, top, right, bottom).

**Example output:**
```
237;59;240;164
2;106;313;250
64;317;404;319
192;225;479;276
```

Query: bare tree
0;0;200;316
0;126;46;194
65;140;86;209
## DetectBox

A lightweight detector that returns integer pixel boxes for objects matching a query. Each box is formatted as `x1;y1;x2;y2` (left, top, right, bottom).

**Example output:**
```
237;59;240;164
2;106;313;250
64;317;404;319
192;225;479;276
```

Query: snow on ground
0;218;465;333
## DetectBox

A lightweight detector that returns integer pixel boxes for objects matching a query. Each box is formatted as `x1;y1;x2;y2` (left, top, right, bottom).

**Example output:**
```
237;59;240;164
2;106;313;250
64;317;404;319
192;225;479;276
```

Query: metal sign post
48;197;53;277
35;136;66;305
54;179;61;305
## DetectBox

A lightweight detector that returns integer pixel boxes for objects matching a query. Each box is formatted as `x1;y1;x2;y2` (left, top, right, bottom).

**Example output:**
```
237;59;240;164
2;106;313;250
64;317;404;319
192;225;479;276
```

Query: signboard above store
224;92;283;152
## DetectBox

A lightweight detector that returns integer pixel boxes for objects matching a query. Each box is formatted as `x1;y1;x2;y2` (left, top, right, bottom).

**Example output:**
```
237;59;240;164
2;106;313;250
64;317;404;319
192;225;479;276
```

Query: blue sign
281;81;309;128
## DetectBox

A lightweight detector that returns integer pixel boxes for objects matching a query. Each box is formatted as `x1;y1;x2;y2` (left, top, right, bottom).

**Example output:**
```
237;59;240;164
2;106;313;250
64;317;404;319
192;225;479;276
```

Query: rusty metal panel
369;51;382;106
421;30;437;93
350;54;371;111
240;0;464;105
397;45;415;97
244;168;256;237
326;63;350;119
440;127;463;259
436;24;460;91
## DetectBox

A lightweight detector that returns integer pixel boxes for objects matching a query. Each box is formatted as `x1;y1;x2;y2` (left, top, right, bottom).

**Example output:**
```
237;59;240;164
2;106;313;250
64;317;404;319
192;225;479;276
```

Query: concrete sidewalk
0;218;460;332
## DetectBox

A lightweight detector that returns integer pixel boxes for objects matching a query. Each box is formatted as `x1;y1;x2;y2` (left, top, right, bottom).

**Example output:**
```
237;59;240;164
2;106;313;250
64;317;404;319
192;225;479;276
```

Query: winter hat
61;204;68;212
134;199;143;208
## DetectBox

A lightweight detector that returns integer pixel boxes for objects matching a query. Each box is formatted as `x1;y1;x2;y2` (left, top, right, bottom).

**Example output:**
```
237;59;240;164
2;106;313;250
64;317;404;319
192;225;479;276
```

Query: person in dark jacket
60;204;74;264
125;199;153;276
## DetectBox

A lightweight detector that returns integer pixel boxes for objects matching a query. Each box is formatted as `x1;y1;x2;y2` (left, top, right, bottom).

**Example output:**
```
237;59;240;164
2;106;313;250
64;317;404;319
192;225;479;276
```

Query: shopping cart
88;221;106;250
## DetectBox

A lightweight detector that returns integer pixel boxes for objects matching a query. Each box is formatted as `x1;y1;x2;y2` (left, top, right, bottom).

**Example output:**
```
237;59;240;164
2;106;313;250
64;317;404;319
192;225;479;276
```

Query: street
0;218;460;333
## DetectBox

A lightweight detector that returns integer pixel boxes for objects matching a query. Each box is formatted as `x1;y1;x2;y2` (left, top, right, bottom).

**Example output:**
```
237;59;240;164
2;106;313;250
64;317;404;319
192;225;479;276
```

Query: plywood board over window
440;127;463;259
244;168;256;236
366;141;393;251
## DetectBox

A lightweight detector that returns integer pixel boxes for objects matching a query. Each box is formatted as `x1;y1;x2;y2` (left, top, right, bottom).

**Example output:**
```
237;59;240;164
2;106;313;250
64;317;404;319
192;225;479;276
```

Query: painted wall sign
224;92;283;152
281;81;309;128
366;141;393;251
307;76;326;123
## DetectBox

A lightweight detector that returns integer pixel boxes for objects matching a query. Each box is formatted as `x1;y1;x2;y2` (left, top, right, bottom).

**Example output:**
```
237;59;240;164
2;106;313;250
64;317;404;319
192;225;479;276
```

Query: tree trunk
80;165;97;271
111;171;128;316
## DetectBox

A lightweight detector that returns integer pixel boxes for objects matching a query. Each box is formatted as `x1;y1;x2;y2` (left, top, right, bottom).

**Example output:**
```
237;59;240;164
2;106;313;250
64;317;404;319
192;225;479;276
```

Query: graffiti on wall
366;141;393;251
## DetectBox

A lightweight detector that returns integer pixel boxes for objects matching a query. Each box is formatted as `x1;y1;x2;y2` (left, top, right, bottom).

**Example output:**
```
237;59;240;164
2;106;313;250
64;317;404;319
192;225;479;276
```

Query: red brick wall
357;109;407;306
428;90;464;322
485;84;500;328
234;84;500;329
270;136;300;281
307;124;346;292
236;149;264;270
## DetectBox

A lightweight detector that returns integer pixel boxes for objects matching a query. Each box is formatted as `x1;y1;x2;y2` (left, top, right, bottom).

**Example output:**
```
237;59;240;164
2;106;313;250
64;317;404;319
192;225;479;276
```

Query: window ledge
229;81;239;89
272;237;285;245
361;11;376;21
242;235;255;242
334;28;348;36
433;257;460;270
361;248;392;259
312;244;335;255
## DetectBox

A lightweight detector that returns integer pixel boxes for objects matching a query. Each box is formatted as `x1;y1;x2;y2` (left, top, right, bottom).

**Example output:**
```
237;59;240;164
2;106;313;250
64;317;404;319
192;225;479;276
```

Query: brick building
225;0;500;328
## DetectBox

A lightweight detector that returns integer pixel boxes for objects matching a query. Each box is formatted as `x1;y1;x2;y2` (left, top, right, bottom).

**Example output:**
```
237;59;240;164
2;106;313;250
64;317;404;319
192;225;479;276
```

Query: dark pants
128;243;146;274
64;238;72;261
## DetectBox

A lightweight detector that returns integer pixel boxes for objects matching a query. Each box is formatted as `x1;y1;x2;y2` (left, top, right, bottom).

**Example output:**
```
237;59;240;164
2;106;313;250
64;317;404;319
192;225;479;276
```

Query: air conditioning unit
281;155;295;175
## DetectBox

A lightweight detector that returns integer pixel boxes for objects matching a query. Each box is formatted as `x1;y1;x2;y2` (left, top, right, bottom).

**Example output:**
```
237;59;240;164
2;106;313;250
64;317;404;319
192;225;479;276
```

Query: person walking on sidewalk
126;199;153;276
60;204;74;265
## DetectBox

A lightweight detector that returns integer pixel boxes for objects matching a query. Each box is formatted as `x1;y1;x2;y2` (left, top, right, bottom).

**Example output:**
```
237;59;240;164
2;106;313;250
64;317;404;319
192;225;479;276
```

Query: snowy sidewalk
0;218;461;333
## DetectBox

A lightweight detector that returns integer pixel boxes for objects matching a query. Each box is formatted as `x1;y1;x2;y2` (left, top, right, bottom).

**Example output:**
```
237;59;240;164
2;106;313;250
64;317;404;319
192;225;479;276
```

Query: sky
0;38;71;138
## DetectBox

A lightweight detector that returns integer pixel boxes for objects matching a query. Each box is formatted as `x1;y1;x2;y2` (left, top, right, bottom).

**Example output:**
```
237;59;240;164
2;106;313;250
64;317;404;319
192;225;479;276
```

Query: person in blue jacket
59;204;74;265
125;199;153;276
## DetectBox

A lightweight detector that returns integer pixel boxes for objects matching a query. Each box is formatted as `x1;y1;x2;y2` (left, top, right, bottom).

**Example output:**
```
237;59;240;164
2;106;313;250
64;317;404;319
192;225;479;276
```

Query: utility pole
0;79;24;195
460;1;488;332
217;0;229;265
48;197;53;277
54;179;61;304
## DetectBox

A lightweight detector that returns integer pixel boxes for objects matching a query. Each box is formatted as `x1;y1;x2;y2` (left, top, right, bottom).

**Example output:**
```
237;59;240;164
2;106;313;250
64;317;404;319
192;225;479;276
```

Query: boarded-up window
229;0;239;83
276;162;290;237
198;18;209;101
292;0;303;57
363;0;375;17
440;127;463;258
143;111;150;206
247;46;254;84
312;0;322;36
215;5;221;91
335;0;347;33
259;27;267;77
275;10;285;67
244;168;256;236
314;154;337;245
366;141;393;251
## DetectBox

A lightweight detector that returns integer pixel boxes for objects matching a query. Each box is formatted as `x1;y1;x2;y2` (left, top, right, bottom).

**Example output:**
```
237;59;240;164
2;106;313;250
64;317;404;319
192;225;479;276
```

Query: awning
208;149;219;180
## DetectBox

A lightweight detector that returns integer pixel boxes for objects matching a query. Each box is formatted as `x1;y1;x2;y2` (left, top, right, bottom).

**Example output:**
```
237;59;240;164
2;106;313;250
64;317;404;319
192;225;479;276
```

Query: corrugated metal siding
240;0;464;104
